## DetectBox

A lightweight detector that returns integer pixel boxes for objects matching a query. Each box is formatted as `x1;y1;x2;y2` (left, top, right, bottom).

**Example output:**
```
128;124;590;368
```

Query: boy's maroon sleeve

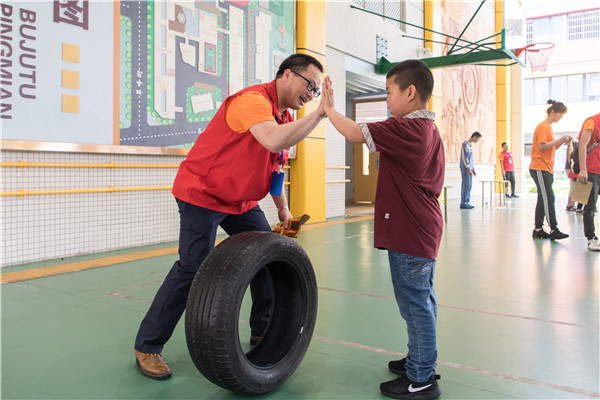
363;118;406;155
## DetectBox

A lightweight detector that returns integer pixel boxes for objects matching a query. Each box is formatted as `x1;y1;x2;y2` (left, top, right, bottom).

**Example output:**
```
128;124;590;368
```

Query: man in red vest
576;113;600;251
134;54;326;379
499;142;518;198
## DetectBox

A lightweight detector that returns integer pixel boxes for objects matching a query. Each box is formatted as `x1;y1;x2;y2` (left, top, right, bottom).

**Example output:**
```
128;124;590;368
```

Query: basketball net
518;43;555;73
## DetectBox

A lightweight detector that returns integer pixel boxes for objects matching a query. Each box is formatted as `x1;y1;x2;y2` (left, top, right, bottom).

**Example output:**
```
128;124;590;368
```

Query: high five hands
317;76;334;118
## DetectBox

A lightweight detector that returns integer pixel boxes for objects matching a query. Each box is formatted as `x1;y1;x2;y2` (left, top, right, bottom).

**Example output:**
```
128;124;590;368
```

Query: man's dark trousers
504;170;516;196
135;198;272;354
583;172;600;240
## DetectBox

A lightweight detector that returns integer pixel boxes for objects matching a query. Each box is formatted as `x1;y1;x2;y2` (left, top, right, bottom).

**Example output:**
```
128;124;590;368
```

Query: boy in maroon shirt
322;60;444;399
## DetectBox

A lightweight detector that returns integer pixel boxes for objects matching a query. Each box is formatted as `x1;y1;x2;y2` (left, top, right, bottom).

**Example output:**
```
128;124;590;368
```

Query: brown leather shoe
134;349;172;380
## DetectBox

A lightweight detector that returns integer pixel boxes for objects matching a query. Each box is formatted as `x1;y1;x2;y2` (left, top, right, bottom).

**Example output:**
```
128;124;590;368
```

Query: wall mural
438;1;497;164
1;0;294;149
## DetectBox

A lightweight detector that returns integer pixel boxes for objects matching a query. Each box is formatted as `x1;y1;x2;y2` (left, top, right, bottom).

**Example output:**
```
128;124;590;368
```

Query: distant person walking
499;142;518;198
530;100;571;240
565;140;583;213
459;131;481;209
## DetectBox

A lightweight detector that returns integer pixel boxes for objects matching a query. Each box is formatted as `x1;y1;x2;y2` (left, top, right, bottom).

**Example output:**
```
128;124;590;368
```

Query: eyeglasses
291;70;321;98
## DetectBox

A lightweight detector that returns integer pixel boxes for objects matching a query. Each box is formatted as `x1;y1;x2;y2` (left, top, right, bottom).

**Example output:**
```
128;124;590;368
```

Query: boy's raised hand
321;76;335;115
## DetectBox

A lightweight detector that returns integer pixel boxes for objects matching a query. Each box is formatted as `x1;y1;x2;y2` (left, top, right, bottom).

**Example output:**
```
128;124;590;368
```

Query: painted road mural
1;1;294;148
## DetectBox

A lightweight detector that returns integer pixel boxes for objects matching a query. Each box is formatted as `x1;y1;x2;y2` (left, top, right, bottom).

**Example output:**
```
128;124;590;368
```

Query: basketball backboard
358;0;528;72
504;0;526;50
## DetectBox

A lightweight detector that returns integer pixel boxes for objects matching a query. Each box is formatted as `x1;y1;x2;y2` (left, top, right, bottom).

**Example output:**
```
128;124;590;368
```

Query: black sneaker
532;229;550;239
549;229;569;240
388;358;441;380
388;358;408;375
511;194;519;198
380;374;441;399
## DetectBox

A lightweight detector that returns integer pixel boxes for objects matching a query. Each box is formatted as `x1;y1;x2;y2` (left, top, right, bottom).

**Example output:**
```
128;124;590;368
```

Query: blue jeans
135;198;272;354
583;172;600;240
388;250;438;383
460;167;472;206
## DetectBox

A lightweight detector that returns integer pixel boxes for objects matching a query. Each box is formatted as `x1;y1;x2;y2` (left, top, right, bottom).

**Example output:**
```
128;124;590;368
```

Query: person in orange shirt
529;100;571;240
576;113;600;251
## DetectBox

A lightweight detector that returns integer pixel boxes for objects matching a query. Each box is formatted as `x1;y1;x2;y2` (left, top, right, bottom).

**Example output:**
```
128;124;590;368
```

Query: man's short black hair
276;53;323;78
471;131;482;138
386;59;434;103
501;142;507;147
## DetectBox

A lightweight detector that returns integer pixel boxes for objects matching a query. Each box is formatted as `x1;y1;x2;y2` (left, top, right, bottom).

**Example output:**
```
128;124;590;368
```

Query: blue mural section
118;0;295;148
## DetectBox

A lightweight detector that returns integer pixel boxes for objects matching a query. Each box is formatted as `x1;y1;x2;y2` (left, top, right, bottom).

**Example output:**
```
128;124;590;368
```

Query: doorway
352;100;388;203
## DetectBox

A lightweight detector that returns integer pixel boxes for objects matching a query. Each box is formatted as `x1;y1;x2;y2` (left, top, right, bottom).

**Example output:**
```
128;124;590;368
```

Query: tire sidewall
186;232;318;395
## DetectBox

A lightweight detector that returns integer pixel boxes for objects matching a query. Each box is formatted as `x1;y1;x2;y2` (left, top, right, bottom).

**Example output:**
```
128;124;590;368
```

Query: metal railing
1;163;352;197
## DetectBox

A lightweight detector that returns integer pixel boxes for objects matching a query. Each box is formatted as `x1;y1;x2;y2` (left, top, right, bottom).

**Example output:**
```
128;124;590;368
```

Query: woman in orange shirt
529;100;571;240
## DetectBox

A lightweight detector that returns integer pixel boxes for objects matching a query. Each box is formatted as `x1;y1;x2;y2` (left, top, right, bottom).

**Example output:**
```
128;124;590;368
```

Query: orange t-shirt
581;118;594;133
225;91;277;133
530;121;556;173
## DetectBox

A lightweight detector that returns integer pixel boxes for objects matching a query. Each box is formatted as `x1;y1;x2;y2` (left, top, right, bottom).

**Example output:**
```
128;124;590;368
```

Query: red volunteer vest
172;80;293;214
578;113;600;175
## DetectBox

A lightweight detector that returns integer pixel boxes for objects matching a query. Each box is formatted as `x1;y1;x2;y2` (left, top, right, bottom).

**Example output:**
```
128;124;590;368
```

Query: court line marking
6;211;598;396
317;286;599;330
312;336;600;398
7;210;597;396
110;283;599;399
236;318;598;396
0;215;373;284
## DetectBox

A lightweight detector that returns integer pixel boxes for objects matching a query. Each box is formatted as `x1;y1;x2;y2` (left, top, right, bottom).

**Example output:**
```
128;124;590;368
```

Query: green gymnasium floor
2;194;599;399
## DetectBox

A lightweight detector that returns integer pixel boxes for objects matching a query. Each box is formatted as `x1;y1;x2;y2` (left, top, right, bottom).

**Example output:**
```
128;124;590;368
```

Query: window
524;73;598;105
526;20;533;45
524;78;534;105
583;9;600;39
533;77;549;105
383;0;406;31
567;74;583;102
568;12;584;40
364;1;384;17
550;75;567;101
568;9;599;40
527;9;599;43
527;14;567;43
351;0;406;31
549;14;566;44
586;73;599;101
532;17;549;43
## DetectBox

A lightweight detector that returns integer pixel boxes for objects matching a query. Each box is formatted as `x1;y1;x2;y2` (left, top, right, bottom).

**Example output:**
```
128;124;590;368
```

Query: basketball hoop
514;43;555;73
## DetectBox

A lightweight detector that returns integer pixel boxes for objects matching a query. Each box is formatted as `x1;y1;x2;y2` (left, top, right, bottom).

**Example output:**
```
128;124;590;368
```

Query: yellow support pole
495;0;510;187
424;1;434;52
424;1;433;111
290;1;327;222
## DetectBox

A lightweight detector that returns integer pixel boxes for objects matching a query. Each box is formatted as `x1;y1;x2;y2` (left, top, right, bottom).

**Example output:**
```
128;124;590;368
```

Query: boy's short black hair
276;53;323;78
501;142;507;147
386;60;434;103
471;131;482;138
